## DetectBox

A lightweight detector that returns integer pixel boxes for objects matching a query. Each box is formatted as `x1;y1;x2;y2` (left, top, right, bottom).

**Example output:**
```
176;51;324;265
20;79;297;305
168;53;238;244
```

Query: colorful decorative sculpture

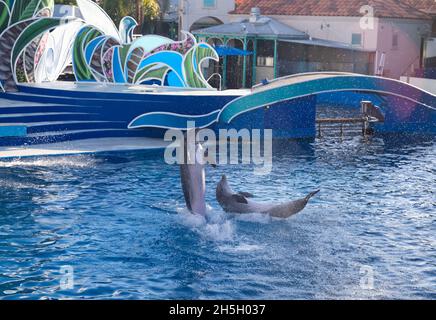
72;0;218;88
0;0;74;92
0;0;218;92
34;20;84;83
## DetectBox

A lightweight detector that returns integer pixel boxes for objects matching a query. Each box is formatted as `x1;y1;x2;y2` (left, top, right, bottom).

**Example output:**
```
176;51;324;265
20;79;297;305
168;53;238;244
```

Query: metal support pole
273;39;278;78
252;38;257;86
361;101;372;136
242;37;247;88
223;56;227;90
222;36;227;90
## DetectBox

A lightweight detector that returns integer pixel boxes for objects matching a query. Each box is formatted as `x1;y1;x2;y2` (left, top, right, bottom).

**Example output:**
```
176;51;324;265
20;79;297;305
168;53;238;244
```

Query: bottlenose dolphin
216;175;319;218
179;133;207;216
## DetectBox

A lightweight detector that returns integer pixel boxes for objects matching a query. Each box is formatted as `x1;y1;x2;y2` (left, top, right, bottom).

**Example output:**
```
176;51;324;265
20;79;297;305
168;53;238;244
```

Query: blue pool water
0;135;435;299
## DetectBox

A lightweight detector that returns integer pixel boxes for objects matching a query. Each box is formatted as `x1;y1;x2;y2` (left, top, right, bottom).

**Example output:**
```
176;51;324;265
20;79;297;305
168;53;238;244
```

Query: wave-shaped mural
128;110;221;130
72;0;218;88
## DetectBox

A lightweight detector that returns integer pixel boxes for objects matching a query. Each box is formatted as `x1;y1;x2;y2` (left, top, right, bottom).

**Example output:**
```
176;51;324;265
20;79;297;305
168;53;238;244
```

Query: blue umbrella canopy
213;45;253;56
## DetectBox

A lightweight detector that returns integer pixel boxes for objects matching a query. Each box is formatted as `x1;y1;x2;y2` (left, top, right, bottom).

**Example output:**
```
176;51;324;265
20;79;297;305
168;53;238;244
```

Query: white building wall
230;14;431;79
400;76;436;94
179;0;235;31
376;19;431;79
425;37;436;58
180;1;432;79
229;15;379;49
255;66;274;83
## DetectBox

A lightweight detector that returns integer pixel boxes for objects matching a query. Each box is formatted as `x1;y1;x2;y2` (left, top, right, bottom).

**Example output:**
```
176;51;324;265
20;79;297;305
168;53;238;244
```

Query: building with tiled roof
402;0;436;14
231;0;432;19
232;0;428;19
179;0;435;80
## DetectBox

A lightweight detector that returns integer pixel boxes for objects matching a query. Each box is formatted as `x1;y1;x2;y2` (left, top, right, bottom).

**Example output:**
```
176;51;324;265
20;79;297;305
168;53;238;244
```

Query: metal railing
316;101;385;138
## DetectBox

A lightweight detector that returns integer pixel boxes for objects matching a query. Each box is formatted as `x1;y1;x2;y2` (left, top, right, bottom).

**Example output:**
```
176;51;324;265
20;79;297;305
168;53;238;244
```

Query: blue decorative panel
0;125;27;137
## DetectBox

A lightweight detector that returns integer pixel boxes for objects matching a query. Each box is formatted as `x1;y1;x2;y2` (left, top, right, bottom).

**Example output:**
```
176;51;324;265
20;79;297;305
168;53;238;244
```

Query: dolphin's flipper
201;147;218;168
238;191;254;198
305;190;320;201
232;194;248;204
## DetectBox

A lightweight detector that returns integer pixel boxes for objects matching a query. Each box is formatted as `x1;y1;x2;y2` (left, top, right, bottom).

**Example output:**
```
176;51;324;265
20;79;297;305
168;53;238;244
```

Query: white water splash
234;212;271;224
0;155;97;168
218;243;263;254
177;206;236;242
0;179;39;189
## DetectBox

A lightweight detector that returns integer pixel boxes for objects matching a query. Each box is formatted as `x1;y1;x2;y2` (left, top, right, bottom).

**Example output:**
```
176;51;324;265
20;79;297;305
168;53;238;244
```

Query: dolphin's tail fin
305;189;320;202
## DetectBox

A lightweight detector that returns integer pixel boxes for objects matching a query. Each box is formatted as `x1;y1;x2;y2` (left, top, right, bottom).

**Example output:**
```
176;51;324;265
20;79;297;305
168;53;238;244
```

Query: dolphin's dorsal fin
238;191;254;198
232;194;248;204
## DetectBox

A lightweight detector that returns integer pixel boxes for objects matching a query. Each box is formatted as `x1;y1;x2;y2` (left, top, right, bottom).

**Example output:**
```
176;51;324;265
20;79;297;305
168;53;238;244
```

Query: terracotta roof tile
402;0;436;14
230;0;432;19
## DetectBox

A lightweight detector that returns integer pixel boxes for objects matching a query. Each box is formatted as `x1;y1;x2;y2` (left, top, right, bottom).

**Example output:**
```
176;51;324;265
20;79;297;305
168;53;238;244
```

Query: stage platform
0;137;169;159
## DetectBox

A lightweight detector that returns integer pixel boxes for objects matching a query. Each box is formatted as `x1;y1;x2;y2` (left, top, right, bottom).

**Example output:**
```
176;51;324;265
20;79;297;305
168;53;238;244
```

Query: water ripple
0;136;435;299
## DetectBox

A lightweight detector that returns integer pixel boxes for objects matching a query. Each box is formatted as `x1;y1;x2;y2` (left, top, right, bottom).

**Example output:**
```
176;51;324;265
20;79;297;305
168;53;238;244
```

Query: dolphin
179;133;207;216
216;175;319;218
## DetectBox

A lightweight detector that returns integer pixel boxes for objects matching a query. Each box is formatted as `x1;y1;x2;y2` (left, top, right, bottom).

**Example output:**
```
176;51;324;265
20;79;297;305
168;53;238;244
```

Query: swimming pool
0;135;434;299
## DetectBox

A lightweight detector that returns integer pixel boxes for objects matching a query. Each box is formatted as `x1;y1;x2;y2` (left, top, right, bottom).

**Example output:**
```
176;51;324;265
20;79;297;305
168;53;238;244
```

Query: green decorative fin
10;0;53;23
136;65;168;84
19;0;41;21
183;44;217;88
0;1;12;34
10;0;31;24
72;26;102;81
133;64;156;83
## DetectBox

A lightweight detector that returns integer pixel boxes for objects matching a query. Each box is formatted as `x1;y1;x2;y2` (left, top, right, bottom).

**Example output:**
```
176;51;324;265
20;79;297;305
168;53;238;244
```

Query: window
352;33;362;46
257;56;274;67
203;0;216;8
392;33;399;49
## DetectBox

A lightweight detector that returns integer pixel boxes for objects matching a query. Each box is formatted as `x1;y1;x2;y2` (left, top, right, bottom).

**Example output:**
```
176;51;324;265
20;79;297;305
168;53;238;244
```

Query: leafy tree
101;0;131;25
155;0;169;34
101;0;161;29
54;0;169;36
55;0;77;5
142;0;160;33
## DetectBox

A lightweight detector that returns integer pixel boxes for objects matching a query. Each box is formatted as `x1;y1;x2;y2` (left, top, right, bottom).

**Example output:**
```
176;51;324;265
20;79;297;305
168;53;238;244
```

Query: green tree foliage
100;0;130;25
55;0;76;5
143;0;160;21
100;0;162;27
54;0;170;37
142;0;160;33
